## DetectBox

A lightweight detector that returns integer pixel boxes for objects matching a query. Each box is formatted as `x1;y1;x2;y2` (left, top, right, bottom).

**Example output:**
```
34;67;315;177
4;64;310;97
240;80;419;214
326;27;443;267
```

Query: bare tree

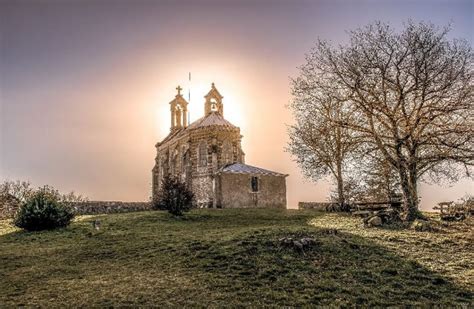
287;85;360;206
327;148;400;204
300;21;473;220
358;151;401;202
328;173;365;204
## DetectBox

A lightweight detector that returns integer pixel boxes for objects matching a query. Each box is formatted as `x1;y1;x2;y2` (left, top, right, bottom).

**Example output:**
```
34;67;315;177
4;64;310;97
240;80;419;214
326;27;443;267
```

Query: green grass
0;209;472;307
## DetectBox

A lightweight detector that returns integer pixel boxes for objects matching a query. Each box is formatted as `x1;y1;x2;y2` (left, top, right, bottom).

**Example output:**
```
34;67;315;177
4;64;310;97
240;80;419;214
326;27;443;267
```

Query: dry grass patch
0;209;472;306
310;213;474;290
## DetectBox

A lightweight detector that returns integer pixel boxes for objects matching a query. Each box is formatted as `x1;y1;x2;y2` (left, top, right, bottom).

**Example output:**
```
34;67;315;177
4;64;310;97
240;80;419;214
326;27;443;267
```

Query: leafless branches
289;21;473;221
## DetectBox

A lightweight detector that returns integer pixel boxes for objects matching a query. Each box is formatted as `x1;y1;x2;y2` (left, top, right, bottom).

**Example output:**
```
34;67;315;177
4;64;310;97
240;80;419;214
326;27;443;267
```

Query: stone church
152;83;288;208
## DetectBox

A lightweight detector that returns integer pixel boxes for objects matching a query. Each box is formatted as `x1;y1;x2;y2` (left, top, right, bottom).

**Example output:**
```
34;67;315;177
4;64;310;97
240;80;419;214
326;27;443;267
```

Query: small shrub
14;188;75;231
153;176;194;216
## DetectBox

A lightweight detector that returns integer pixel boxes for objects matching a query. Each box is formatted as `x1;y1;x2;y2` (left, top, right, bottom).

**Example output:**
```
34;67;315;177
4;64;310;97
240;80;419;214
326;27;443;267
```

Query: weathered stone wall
0;196;20;219
153;123;244;207
298;202;338;211
217;173;287;209
191;175;214;208
0;200;152;219
67;201;151;215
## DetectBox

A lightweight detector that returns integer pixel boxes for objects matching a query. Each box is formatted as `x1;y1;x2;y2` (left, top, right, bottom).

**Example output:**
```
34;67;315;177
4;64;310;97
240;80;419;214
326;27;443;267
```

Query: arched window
210;98;218;112
171;155;177;175
176;105;183;126
251;176;259;192
223;141;233;165
198;141;208;167
182;149;189;173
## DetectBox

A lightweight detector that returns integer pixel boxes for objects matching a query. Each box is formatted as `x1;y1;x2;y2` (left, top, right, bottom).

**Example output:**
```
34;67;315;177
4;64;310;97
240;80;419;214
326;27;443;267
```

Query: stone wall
0;200;152;219
0;196;20;220
192;175;214;208
216;173;287;209
67;201;151;215
298;202;338;211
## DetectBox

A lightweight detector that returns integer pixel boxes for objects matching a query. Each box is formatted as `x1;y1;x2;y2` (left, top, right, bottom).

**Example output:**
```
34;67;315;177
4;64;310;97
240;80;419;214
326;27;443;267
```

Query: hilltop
0;209;472;306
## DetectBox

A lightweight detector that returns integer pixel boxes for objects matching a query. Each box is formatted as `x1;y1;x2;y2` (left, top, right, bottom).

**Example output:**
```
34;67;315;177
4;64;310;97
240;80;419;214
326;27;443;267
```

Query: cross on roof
176;85;182;96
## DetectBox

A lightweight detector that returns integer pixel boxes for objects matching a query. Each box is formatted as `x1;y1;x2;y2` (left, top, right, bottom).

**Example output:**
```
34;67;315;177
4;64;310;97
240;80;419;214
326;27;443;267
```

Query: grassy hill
0;209;472;306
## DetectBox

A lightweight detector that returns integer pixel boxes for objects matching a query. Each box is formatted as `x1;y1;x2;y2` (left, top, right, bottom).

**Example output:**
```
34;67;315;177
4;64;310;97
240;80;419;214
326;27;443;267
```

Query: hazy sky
1;0;472;209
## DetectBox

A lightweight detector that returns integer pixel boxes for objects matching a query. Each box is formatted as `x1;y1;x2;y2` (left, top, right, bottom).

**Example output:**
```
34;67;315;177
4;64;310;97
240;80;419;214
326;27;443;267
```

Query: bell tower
170;85;189;131
204;83;224;116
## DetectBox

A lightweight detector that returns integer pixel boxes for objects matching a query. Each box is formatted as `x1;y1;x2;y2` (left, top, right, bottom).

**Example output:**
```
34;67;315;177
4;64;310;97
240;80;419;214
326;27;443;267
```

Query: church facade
152;83;287;208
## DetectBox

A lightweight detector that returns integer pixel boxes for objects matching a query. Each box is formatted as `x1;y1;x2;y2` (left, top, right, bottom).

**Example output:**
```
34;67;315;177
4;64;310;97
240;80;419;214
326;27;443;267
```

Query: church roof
157;128;183;146
157;112;238;147
218;163;288;177
187;112;236;130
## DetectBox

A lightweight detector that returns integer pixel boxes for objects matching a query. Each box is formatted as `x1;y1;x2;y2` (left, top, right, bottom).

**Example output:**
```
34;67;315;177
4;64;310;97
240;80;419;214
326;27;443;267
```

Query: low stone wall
298;202;338;211
0;195;20;220
0;200;152;219
68;201;152;215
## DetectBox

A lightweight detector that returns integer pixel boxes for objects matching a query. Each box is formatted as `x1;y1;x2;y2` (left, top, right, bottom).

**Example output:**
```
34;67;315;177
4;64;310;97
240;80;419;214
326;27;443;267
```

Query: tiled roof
157;112;238;147
157;128;184;146
187;112;237;130
218;163;288;177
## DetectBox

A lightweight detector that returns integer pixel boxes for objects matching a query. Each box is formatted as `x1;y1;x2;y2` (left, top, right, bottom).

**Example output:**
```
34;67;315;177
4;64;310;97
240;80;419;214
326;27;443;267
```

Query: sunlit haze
1;0;472;209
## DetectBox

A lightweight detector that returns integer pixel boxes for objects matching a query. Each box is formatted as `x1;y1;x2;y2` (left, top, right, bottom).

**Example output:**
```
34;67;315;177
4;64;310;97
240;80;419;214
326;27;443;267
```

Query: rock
293;241;304;250
300;237;316;247
377;209;401;224
279;237;293;246
280;236;317;252
367;216;382;227
353;210;371;217
92;219;101;230
413;220;431;232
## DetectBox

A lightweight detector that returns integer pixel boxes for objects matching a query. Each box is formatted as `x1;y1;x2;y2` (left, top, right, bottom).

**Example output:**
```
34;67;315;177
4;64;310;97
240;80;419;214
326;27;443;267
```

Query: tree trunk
336;161;345;207
398;164;418;221
407;162;419;218
334;118;345;208
384;165;391;202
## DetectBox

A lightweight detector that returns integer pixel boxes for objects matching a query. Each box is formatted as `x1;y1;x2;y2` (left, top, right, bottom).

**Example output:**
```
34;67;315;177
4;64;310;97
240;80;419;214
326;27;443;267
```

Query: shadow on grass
179;227;473;306
0;210;472;307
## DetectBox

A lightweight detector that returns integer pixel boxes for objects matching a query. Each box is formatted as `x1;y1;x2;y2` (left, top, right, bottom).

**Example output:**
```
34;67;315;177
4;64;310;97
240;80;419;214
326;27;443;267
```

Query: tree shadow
180;227;473;306
0;212;472;307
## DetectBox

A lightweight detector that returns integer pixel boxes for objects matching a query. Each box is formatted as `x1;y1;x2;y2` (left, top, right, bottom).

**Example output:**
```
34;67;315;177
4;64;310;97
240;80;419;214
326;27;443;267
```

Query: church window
171;155;177;175
182;148;189;175
251;176;259;192
199;141;208;167
223;141;232;165
169;149;178;175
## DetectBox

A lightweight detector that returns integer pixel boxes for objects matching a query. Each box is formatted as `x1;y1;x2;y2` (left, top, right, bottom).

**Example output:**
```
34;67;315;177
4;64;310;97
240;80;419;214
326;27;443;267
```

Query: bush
153;176;194;216
14;188;75;231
